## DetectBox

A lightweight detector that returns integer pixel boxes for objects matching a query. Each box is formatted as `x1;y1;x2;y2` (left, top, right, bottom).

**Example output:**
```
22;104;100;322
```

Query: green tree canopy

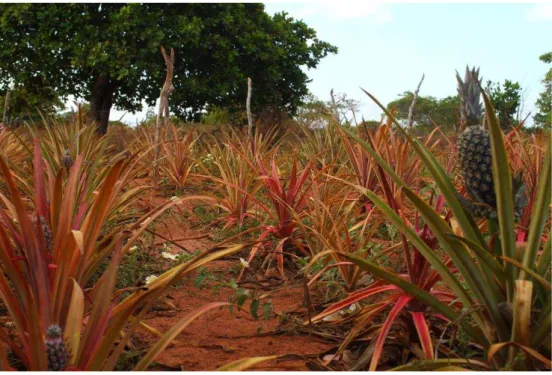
0;86;63;125
485;79;522;131
0;4;337;133
386;92;460;131
534;52;551;129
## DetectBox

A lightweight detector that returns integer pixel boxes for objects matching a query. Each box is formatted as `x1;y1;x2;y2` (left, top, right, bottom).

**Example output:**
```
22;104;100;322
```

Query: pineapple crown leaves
46;324;63;339
456;66;484;126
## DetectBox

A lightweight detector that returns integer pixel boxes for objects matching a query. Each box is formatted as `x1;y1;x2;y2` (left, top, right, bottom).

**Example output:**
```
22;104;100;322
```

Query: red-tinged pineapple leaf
488;342;551;369
312;284;399;323
80;160;125;264
50;168;64;232
369;295;412;371
217;355;281;371
33;140;48;222
53;154;83;257
237;228;273;281
410;311;434;360
390;358;490;371
277;252;285;279
0;324;27;368
0;153;50;328
307;262;355;287
274;237;289;279
101;244;249;371
51;230;82;319
65;279;84;365
0;226;29;316
287;154;298;203
77;237;122;369
133;302;230;370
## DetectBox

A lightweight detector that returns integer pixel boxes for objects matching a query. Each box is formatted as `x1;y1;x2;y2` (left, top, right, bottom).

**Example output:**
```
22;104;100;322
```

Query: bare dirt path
134;197;334;371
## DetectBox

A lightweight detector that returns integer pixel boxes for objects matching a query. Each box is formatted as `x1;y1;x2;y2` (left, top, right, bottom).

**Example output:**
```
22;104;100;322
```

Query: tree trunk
89;75;116;135
246;77;254;137
152;46;175;199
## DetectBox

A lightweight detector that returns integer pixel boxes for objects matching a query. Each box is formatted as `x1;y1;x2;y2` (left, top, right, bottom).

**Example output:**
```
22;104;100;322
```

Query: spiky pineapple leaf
480;87;516;300
521;143;551;280
390;358;489;371
338;252;487;347
134;302;230;371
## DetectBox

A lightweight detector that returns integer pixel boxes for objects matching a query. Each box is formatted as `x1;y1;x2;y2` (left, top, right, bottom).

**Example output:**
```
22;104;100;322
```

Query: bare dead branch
330;88;340;123
247;77;254;137
2;90;10;125
152;46;175;194
406;73;425;128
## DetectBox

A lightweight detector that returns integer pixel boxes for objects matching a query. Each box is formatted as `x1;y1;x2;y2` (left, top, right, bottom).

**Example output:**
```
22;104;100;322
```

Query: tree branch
330;88;340;123
246;77;254;137
152;46;175;195
2;90;10;125
406;73;425;128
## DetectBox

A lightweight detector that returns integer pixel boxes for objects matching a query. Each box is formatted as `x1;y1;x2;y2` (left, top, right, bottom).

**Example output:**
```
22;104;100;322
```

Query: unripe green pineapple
456;66;496;209
45;325;69;371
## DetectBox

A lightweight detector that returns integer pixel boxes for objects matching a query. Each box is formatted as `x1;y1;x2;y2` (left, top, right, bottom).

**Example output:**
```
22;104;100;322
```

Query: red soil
133;196;334;370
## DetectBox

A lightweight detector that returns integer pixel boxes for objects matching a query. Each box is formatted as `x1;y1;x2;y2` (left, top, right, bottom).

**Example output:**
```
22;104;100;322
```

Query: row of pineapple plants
0;113;247;370
135;67;548;369
192;67;549;370
0;66;549;370
302;68;550;370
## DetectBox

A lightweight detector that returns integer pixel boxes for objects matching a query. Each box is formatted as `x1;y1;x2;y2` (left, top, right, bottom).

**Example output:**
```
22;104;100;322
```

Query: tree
328;91;361;126
295;94;331;129
0;4;337;134
0;86;63;126
486;79;522;131
534;52;551;129
386;92;460;131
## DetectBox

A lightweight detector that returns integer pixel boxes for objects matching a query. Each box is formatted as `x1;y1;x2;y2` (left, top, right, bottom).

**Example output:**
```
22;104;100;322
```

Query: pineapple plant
456;67;496;216
333;78;550;370
455;66;527;220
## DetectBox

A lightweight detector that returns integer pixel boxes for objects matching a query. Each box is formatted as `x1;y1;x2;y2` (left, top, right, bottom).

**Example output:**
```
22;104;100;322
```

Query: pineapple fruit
456;67;497;218
32;215;53;253
45;325;69;371
455;66;527;220
61;149;74;170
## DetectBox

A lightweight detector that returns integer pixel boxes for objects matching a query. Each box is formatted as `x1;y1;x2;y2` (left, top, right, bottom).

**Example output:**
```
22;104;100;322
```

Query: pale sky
108;2;552;126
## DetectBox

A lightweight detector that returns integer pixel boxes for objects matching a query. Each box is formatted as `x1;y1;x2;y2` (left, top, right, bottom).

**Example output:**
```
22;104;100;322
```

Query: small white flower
239;258;249;268
162;251;178;261
129;245;138;253
145;275;158;285
322;304;357;322
322;311;341;322
170;196;179;201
